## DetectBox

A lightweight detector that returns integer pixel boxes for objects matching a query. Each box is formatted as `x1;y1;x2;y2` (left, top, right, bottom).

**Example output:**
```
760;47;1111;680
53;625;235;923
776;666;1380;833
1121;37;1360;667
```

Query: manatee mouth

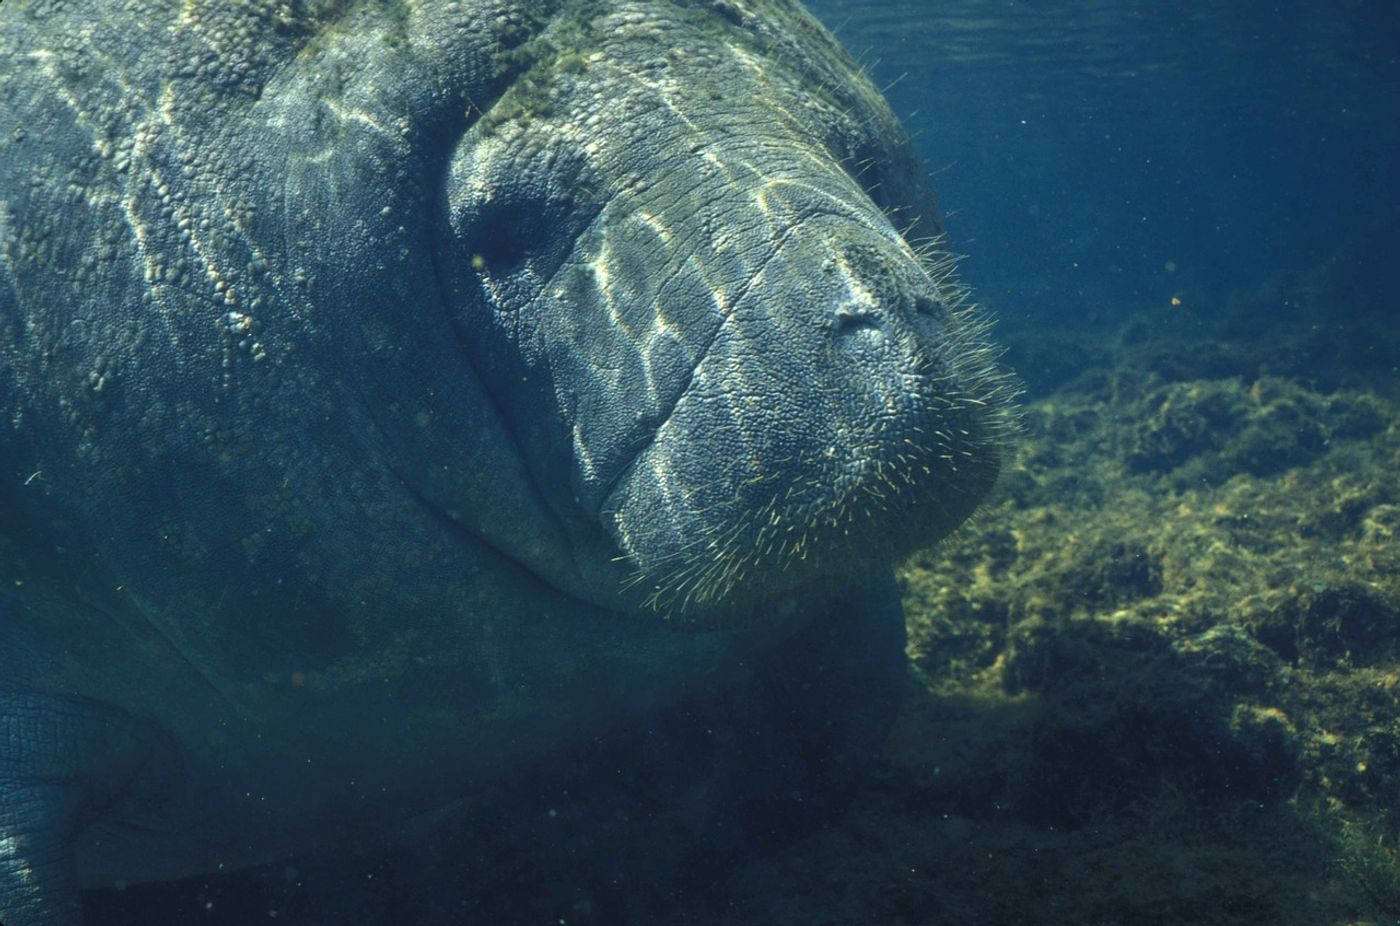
599;316;1007;621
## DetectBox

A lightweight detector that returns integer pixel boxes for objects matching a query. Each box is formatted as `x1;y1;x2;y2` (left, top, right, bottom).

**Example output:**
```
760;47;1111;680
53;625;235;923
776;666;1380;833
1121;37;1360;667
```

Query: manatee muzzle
599;215;1006;620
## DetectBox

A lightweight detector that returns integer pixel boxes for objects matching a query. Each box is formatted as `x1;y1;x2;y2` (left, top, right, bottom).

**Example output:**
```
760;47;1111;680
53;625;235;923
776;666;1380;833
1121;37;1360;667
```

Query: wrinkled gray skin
0;0;1007;922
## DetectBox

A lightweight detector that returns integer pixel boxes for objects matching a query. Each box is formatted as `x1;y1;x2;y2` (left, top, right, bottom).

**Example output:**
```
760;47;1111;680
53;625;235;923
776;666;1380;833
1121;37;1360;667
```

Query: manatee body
0;0;1007;922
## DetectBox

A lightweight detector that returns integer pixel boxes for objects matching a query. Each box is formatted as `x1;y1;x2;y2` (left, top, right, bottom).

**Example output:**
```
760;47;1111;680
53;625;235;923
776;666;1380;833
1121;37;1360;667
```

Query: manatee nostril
913;295;941;316
908;294;949;343
833;308;883;336
832;309;889;356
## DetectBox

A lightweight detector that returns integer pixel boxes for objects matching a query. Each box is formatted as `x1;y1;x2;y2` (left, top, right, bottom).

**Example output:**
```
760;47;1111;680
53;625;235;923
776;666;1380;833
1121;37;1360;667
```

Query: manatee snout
603;211;1008;618
434;3;1012;621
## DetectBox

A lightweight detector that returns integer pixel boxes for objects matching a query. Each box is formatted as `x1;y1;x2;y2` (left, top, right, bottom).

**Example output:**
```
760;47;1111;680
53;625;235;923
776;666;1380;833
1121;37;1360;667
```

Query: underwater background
816;0;1398;348
85;1;1398;923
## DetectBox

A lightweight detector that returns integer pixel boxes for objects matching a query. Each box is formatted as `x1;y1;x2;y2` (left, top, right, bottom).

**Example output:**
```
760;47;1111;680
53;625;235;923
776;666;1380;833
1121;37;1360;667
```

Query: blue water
808;0;1400;330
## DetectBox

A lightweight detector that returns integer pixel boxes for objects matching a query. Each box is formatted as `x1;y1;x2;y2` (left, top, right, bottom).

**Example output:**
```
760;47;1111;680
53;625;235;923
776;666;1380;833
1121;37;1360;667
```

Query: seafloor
84;223;1398;925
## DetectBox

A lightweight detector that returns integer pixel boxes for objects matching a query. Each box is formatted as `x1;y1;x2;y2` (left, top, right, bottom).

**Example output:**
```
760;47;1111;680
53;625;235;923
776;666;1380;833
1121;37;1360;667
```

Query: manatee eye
466;199;531;274
445;156;595;293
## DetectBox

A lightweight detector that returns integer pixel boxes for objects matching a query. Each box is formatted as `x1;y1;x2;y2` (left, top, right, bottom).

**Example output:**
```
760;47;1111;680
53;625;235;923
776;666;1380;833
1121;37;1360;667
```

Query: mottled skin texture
0;0;1007;923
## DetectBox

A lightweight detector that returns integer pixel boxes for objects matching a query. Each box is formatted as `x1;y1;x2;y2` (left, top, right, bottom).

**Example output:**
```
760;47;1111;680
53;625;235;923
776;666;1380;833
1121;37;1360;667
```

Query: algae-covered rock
1253;583;1400;669
863;292;1400;924
1125;376;1382;484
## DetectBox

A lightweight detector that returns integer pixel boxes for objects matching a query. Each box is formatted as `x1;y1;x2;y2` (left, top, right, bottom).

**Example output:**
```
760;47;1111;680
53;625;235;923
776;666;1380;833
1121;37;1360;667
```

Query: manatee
0;0;1011;922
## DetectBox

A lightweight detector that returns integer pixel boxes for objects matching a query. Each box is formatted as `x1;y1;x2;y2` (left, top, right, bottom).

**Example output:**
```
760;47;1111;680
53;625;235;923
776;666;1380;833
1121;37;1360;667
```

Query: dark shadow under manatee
85;589;906;925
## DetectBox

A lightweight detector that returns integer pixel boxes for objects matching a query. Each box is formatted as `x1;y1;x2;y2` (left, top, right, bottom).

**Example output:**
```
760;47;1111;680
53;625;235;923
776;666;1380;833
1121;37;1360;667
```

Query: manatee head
436;1;1012;621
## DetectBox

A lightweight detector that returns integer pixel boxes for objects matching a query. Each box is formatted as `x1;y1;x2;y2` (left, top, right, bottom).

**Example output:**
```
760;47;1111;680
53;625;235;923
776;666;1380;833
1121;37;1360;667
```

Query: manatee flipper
0;692;178;926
